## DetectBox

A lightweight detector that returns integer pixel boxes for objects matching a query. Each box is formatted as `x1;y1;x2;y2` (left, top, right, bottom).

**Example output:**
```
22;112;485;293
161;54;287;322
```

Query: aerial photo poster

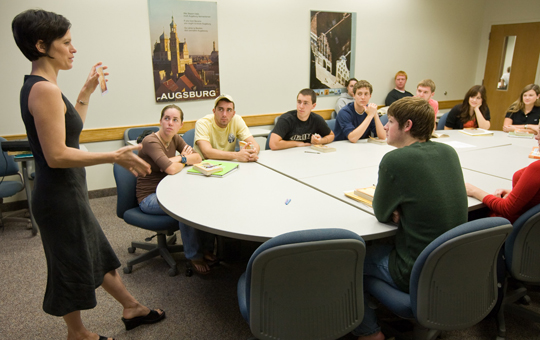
310;11;356;98
148;0;220;102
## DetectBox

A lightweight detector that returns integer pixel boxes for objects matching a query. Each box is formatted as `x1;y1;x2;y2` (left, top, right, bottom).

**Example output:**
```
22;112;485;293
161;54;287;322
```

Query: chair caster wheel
185;268;193;277
128;247;136;253
123;266;132;274
519;295;531;305
168;267;178;277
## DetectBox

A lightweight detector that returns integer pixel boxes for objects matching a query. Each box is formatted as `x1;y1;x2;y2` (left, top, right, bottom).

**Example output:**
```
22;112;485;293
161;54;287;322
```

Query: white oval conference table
157;129;536;242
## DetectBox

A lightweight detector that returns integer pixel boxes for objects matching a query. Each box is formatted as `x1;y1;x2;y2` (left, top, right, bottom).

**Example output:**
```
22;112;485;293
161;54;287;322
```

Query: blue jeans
352;244;399;337
139;193;215;260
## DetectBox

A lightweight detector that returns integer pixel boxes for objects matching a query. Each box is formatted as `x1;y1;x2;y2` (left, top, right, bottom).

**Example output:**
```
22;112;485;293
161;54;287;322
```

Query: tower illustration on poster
148;0;220;102
310;11;356;98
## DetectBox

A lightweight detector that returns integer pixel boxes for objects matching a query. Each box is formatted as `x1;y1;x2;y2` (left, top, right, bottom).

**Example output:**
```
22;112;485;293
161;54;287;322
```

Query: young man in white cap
194;94;260;161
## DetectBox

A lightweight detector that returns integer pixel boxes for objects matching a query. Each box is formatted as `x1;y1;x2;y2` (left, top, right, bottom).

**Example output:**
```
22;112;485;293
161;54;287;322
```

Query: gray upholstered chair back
238;228;365;340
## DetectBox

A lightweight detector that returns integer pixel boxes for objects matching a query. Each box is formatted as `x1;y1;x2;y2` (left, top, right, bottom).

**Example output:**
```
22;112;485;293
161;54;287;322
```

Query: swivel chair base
496;280;540;339
0;208;35;235
123;232;191;277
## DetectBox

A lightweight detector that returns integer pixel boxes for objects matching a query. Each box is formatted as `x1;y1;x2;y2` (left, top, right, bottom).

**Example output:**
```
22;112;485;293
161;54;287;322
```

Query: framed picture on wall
310;11;356;97
148;0;220;103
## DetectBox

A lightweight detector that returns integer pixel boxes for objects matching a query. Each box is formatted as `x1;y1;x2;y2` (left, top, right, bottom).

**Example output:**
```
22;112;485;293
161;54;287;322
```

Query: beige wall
2;0;488;137
2;0;539;194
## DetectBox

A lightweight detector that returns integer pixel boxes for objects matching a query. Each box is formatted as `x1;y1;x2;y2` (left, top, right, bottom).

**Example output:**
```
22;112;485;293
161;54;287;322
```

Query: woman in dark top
502;84;540;134
13;9;164;340
445;85;491;130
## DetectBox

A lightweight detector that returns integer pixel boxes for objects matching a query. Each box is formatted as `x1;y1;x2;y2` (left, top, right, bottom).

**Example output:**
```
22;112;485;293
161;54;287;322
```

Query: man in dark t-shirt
269;88;334;150
384;70;413;106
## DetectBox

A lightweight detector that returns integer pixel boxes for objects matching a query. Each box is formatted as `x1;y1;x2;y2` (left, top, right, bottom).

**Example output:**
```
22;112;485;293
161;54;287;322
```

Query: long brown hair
507;84;540;114
459;85;488;124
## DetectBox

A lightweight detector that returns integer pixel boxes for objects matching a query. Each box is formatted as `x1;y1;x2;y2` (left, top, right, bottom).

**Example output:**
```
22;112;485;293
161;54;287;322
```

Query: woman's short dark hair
12;9;71;61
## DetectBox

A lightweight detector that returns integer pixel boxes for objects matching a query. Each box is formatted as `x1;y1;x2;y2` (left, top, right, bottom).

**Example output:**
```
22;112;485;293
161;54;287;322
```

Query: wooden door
483;22;540;130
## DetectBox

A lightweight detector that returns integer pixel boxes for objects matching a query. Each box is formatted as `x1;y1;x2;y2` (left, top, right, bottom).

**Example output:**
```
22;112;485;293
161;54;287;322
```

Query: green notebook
187;160;239;177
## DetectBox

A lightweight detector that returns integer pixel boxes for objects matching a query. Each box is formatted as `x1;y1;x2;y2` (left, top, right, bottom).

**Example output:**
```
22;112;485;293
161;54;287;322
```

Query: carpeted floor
0;195;539;340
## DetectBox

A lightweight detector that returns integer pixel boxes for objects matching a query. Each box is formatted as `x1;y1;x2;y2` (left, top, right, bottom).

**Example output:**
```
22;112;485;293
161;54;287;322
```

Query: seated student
384;71;413;106
335;78;358;113
502;84;540;134
136;105;217;275
415;79;438;128
352;97;467;340
194;94;260;161
465;133;540;224
445;85;491;130
269;88;334;150
333;80;386;142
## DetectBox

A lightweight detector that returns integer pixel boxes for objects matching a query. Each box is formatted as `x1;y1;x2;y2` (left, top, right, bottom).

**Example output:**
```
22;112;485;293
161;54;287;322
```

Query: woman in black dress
12;9;164;340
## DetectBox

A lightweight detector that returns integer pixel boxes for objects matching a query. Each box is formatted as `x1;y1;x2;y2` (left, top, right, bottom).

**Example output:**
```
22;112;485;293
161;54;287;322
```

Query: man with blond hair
352;97;467;340
384;71;413;106
415;79;439;128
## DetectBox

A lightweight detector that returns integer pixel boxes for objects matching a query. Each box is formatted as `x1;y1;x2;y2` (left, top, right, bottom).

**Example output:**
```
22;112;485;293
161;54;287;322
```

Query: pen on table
305;151;320;154
285;198;291;205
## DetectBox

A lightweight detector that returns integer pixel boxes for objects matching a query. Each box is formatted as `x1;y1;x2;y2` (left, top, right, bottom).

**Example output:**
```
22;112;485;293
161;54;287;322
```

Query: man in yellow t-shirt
194;94;260;161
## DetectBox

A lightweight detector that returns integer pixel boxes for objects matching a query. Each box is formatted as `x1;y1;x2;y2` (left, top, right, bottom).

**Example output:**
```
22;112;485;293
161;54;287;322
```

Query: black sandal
98;336;115;340
121;309;166;330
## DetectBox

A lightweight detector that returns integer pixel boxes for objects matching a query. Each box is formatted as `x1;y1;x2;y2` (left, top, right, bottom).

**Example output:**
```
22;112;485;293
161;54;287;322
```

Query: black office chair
123;126;159;145
0;137;32;232
237;228;366;340
113;163;190;277
496;203;540;339
365;217;512;340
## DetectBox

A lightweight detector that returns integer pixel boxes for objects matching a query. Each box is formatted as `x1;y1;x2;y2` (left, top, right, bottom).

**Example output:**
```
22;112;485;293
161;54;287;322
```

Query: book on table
529;147;540;160
431;132;449;138
311;144;336;153
459;128;494;136
368;136;387;144
188;160;239;177
509;129;534;138
344;185;376;207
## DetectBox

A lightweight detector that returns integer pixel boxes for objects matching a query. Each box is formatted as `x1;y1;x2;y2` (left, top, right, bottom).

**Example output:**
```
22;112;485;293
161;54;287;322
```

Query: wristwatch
180;155;187;164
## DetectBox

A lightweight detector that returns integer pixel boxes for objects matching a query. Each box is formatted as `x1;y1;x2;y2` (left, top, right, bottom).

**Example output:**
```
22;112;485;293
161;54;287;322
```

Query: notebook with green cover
187;160;239;177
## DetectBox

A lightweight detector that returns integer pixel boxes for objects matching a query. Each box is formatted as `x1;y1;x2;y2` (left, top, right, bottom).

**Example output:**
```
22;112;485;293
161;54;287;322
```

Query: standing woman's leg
63;310;113;340
101;270;165;327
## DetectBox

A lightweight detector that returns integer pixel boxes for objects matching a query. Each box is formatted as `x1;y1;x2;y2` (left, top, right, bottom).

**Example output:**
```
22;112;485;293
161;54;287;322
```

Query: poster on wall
147;0;220;103
310;11;356;98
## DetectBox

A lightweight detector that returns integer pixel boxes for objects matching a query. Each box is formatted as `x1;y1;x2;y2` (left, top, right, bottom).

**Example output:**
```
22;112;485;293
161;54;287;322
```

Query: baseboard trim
2;188;117;211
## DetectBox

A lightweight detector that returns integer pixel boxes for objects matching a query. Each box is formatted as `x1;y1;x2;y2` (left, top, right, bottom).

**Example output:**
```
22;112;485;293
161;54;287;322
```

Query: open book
188;160;239;177
431;132;449;138
459;128;493;136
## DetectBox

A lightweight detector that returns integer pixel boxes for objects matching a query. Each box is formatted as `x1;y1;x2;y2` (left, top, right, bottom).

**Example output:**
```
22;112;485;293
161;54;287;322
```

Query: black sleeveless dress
20;75;121;316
